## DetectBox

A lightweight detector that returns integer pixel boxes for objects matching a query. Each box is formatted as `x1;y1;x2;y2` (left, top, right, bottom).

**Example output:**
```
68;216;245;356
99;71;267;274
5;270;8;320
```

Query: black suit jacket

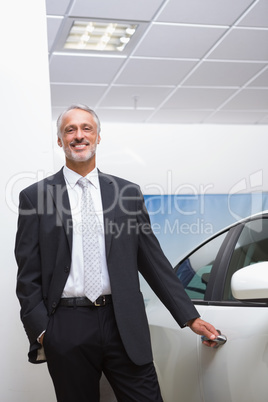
15;168;199;365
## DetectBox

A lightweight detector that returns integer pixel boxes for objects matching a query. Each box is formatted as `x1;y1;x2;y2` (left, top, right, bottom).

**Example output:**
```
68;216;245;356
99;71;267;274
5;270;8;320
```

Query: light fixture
64;20;138;52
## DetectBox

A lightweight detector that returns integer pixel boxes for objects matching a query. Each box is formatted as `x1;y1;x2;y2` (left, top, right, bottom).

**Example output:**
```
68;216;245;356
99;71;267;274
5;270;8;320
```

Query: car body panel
148;300;268;402
148;301;202;401
200;305;268;402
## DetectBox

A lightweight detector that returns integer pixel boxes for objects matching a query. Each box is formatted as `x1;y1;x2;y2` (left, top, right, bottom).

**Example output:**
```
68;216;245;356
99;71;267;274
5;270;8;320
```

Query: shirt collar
63;165;99;189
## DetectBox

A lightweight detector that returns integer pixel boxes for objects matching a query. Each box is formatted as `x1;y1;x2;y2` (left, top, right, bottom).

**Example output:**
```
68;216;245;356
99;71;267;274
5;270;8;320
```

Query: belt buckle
94;296;105;307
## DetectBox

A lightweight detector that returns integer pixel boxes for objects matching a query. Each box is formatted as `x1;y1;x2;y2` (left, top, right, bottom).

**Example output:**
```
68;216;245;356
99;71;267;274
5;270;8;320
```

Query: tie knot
78;177;90;189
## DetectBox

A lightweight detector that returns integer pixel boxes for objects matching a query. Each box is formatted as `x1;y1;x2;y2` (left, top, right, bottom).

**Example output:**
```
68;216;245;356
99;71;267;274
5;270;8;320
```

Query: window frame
175;215;268;308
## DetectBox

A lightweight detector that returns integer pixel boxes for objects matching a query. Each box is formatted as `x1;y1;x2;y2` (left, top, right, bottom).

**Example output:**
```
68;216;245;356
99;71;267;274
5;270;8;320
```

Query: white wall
2;2;268;401
53;122;268;196
1;1;56;401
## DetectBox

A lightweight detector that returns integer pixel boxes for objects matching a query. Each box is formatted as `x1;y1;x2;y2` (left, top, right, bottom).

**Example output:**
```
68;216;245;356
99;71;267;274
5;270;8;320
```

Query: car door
147;227;232;401
196;216;268;402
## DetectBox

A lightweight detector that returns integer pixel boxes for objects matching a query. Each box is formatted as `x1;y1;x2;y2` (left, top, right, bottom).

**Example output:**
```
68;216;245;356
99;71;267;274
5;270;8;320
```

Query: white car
146;212;268;402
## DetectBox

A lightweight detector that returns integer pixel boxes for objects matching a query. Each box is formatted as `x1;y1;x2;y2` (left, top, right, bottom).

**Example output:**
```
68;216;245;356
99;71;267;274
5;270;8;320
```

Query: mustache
70;139;90;146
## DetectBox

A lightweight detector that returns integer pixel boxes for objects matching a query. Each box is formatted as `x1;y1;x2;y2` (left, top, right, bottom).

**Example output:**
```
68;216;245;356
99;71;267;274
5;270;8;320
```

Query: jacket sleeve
14;189;49;357
136;188;200;327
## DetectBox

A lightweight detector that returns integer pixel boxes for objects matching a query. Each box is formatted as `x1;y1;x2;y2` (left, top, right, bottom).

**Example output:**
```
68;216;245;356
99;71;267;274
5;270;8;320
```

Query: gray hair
56;104;101;137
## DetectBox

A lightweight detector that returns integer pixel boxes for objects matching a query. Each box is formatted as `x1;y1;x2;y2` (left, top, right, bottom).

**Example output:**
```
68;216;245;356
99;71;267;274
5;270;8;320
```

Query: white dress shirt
62;165;111;297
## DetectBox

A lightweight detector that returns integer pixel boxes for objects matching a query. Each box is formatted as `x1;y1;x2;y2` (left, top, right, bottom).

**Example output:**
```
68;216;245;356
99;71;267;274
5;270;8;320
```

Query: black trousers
43;303;163;402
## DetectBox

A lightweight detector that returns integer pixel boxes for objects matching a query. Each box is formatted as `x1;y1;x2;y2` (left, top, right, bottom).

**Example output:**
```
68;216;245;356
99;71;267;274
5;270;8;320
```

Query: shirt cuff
37;330;46;343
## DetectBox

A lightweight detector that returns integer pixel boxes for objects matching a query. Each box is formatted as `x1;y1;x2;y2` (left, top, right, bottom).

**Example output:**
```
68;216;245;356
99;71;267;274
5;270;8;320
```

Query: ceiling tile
238;0;268;28
205;110;268;124
46;0;71;15
96;108;153;123
164;87;236;109
261;114;268;123
50;84;108;107
156;0;253;25
134;25;227;58
208;28;268;61
49;54;126;84
99;86;174;108
149;109;213;124
115;59;197;85
46;0;268;125
222;88;268;110
248;66;268;87
183;60;266;87
46;17;63;52
70;0;164;21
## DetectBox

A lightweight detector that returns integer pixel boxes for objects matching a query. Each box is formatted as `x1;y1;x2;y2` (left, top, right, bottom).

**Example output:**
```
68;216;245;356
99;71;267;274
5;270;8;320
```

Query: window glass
175;232;228;300
224;218;268;300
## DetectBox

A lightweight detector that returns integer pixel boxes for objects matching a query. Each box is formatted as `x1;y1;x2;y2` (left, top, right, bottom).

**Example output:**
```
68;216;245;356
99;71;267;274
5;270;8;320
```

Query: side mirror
231;261;268;301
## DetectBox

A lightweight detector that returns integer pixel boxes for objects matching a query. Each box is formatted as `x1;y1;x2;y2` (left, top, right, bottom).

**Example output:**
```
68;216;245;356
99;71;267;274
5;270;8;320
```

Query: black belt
59;295;112;307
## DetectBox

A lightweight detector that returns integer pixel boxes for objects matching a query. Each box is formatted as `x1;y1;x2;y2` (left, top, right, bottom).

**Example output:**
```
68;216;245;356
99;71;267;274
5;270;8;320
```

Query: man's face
58;108;100;164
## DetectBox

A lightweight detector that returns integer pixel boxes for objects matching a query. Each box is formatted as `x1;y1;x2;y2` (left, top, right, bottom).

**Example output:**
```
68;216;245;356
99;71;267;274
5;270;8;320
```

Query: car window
175;231;228;300
223;217;268;300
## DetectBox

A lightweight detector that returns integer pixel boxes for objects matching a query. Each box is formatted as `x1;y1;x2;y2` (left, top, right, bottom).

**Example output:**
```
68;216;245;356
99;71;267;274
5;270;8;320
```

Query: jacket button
52;302;57;308
64;266;70;273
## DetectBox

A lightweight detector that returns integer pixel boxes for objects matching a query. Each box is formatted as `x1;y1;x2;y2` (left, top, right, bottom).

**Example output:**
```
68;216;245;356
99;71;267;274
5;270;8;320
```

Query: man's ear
57;137;62;147
97;135;101;144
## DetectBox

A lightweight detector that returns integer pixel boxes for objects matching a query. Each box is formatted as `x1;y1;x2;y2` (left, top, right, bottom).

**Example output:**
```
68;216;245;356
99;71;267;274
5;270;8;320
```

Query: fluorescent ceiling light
64;20;138;52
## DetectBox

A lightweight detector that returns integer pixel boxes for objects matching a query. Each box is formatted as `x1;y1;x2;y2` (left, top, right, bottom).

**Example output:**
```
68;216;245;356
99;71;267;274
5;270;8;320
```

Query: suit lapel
47;168;73;253
47;168;116;258
98;171;116;259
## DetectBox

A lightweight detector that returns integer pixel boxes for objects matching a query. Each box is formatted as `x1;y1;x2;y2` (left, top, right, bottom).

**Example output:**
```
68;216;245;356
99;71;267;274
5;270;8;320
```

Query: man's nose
75;127;84;140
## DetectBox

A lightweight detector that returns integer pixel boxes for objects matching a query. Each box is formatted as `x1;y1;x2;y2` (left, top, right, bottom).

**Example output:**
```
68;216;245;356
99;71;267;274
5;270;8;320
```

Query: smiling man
57;107;100;168
15;104;218;402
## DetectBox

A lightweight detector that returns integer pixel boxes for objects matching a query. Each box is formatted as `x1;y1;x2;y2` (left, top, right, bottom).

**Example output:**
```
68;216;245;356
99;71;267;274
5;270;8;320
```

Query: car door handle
201;330;227;349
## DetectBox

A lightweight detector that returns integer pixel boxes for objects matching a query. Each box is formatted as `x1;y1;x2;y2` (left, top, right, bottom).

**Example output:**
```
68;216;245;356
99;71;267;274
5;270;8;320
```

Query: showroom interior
1;0;268;401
